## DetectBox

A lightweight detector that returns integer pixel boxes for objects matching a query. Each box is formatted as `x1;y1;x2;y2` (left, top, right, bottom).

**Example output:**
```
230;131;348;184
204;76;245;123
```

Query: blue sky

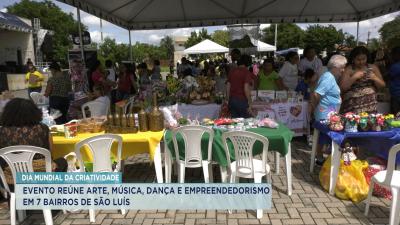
1;0;399;46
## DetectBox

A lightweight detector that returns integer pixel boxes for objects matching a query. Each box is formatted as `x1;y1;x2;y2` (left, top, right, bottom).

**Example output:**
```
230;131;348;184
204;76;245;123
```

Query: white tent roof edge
57;0;400;30
184;39;229;54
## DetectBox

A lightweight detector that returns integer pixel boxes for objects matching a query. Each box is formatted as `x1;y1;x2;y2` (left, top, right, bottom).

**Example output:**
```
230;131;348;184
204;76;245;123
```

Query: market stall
310;112;400;196
164;122;294;195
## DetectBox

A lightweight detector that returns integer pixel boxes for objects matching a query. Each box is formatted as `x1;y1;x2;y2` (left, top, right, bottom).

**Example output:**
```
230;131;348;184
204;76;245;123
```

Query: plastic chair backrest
222;131;269;178
0;146;52;193
123;98;136;115
30;92;46;105
383;143;400;185
81;101;109;118
74;134;122;172
172;125;214;167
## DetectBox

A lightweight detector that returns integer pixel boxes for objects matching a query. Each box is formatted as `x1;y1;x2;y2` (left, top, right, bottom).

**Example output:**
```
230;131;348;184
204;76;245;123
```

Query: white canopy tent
256;40;276;52
184;39;229;54
58;0;399;30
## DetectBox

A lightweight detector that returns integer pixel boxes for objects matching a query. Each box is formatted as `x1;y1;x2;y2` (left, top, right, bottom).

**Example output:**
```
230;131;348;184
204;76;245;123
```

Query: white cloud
90;30;114;43
82;15;111;27
148;34;163;43
0;8;7;13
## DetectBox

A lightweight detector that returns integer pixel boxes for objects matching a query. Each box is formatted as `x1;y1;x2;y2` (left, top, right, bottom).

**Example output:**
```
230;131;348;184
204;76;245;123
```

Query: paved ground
0;137;393;225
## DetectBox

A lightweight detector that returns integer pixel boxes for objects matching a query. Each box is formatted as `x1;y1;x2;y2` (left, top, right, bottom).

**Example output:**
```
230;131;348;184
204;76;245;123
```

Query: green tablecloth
164;123;294;167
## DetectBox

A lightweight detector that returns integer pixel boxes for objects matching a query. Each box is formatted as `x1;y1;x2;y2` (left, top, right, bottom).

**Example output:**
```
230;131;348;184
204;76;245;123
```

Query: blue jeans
228;97;250;118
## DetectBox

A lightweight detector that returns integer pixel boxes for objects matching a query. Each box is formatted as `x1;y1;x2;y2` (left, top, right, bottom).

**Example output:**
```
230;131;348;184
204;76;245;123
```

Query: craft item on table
64;121;78;138
358;112;370;131
369;114;384;131
79;117;106;133
214;118;234;126
383;114;394;130
258;90;275;102
344;112;360;132
320;156;369;202
257;118;279;129
148;94;164;132
275;90;288;101
202;118;214;126
138;102;149;132
342;143;357;166
327;111;343;131
105;105;138;134
41;108;58;127
390;120;400;128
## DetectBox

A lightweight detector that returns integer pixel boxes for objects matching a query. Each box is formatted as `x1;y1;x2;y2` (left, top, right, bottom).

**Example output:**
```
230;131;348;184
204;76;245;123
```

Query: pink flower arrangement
376;114;385;126
328;111;341;123
344;112;360;125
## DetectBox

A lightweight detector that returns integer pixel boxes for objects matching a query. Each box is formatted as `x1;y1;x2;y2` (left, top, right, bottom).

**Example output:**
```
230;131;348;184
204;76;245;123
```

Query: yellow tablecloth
52;131;164;161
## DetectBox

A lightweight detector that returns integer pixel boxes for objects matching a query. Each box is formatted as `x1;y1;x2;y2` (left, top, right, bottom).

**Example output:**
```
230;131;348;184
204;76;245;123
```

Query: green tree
304;25;345;53
184;28;211;48
98;37;129;64
7;0;86;65
211;30;229;47
132;42;166;62
262;24;305;50
379;16;400;49
367;38;381;52
344;33;357;48
160;36;174;60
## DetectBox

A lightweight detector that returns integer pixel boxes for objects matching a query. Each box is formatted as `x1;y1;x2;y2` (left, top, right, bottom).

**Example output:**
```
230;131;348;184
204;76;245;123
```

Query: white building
0;12;35;69
173;36;188;66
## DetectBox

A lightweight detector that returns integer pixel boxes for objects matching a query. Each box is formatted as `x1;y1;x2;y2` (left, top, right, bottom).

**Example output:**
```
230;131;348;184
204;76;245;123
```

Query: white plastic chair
30;92;48;105
74;134;125;222
365;144;400;225
81;101;109;118
171;125;214;183
222;131;271;219
0;146;53;225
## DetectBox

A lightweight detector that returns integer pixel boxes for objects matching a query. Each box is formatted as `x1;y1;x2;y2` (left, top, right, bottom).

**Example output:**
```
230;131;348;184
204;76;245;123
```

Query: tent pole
100;18;103;43
129;29;133;61
274;24;278;55
356;21;359;46
77;7;85;67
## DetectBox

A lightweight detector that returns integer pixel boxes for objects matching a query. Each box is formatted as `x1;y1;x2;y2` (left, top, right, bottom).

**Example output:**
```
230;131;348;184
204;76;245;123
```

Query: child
295;68;316;100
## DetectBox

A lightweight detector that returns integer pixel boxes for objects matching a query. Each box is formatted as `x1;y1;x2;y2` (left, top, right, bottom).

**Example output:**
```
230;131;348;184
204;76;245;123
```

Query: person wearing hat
44;62;72;124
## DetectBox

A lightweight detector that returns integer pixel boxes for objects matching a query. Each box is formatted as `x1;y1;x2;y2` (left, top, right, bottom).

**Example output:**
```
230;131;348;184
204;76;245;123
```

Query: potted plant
344;112;360;132
328;112;344;131
358;112;370;131
383;114;394;130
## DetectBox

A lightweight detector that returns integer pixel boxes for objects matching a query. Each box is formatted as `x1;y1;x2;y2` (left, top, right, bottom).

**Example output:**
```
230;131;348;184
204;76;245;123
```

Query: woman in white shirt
279;51;300;90
89;85;110;116
299;46;323;77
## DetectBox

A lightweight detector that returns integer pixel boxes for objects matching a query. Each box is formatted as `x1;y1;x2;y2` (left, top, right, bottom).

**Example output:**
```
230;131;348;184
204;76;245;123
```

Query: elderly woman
310;54;347;165
340;46;385;114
